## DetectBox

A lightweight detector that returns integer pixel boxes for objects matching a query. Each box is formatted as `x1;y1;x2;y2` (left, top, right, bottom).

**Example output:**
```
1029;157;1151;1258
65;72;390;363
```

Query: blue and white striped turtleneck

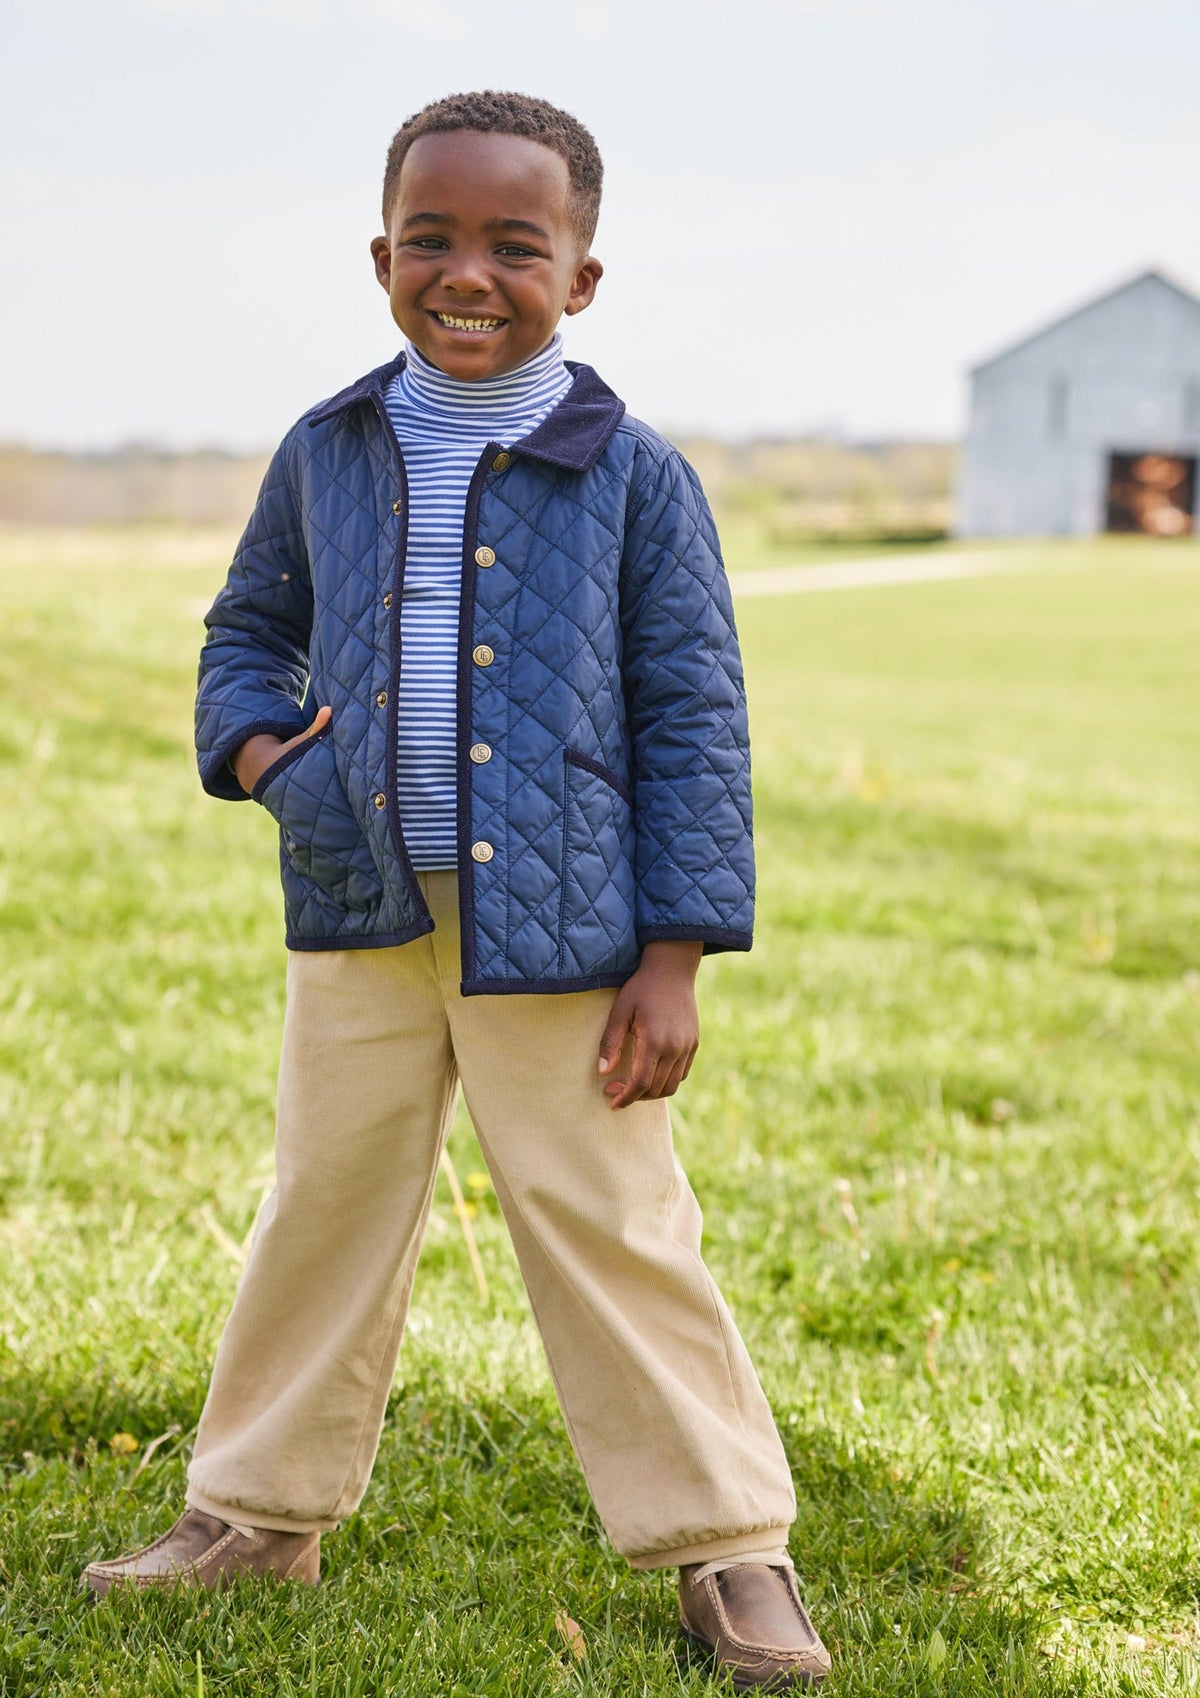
383;335;573;869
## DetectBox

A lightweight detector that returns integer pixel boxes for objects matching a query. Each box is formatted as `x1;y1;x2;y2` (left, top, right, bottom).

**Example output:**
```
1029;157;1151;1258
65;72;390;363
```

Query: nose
440;246;492;296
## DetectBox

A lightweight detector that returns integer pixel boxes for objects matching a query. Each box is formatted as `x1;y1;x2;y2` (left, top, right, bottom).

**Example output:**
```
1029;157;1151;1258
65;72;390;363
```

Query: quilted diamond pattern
258;728;385;938
195;360;754;984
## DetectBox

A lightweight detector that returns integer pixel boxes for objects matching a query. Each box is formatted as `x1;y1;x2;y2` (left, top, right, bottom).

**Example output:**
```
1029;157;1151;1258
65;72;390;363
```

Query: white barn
956;270;1200;538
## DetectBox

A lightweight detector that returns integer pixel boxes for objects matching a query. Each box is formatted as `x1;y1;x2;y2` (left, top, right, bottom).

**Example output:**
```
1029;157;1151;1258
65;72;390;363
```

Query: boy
83;91;830;1691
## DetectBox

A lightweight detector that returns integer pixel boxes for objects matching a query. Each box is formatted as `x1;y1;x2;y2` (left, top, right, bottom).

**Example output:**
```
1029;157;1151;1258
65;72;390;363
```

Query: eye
495;244;537;258
408;236;448;251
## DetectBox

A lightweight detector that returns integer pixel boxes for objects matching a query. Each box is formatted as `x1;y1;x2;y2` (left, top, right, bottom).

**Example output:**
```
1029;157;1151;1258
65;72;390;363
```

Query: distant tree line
0;446;269;527
0;438;956;542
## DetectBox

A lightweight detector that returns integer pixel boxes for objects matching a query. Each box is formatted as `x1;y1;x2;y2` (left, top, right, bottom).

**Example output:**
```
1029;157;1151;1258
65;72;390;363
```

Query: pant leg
422;874;796;1569
187;929;457;1532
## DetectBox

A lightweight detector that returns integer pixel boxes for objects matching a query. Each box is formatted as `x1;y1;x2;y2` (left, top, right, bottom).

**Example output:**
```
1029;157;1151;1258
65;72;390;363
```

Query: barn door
1104;451;1196;536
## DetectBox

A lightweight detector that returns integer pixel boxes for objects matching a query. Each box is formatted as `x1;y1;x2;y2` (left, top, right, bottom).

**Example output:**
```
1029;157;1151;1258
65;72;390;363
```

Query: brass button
375;690;387;707
392;499;403;516
491;452;511;472
472;644;494;667
474;545;496;568
382;592;393;609
469;743;492;764
373;792;386;810
470;840;494;863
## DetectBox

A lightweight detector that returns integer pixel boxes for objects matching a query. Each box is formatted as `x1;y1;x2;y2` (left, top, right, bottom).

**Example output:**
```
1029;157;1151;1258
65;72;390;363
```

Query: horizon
0;426;963;458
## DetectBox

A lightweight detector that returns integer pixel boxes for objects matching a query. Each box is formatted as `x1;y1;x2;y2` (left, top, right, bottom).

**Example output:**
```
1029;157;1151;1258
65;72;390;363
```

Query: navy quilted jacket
195;354;754;994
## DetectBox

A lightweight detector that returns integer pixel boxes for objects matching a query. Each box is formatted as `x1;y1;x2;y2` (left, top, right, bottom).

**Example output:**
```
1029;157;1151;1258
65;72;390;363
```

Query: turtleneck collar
400;333;570;417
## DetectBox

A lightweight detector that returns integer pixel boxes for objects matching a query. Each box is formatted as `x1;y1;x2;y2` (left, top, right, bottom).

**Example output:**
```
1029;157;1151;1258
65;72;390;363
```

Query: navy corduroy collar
306;351;626;473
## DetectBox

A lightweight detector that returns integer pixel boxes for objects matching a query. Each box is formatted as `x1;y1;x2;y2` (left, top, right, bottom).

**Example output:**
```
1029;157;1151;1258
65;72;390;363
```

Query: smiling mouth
431;311;507;334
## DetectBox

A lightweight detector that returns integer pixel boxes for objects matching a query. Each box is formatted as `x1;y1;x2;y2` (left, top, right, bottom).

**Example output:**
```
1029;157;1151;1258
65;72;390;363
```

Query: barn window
1048;375;1069;439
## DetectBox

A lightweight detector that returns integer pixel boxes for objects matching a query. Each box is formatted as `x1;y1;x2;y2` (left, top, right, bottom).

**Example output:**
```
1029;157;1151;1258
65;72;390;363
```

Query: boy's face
371;130;602;382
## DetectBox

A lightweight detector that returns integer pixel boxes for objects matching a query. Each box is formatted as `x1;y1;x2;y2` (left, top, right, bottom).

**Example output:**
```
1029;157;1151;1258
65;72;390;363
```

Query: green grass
1;526;1199;1695
718;516;965;573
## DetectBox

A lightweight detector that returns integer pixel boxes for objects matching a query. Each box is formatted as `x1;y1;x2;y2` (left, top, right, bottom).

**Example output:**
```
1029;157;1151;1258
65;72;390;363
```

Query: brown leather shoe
81;1508;320;1596
679;1562;831;1691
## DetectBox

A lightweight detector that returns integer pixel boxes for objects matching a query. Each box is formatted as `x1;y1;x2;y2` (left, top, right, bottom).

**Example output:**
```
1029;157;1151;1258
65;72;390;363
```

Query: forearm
620;456;754;954
638;938;703;980
195;439;315;800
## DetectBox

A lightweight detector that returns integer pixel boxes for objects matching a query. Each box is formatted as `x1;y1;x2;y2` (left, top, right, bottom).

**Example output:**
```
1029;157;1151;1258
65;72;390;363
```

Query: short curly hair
382;90;603;250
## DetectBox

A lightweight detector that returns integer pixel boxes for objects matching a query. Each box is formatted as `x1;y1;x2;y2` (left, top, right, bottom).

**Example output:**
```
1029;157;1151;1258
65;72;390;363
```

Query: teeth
435;313;504;332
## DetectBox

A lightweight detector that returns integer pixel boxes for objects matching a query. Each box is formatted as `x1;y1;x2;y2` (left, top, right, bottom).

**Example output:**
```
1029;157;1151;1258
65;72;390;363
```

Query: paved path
729;550;1020;597
189;552;1019;627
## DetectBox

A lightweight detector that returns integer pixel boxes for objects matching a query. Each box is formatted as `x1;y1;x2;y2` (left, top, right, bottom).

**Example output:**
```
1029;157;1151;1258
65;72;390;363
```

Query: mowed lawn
1;527;1199;1696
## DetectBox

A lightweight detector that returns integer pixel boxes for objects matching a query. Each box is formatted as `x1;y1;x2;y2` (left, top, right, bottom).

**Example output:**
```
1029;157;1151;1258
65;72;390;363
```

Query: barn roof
970;268;1200;375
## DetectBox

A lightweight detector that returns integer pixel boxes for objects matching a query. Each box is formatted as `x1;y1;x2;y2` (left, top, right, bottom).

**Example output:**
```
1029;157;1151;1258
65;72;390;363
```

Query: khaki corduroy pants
186;871;795;1567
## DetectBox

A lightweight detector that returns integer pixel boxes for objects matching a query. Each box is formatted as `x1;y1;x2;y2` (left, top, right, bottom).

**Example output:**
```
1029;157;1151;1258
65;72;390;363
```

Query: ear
370;235;392;292
563;255;603;318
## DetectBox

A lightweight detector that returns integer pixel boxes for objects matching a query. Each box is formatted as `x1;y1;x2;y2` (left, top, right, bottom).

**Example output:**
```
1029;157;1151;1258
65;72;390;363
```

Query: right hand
232;704;332;796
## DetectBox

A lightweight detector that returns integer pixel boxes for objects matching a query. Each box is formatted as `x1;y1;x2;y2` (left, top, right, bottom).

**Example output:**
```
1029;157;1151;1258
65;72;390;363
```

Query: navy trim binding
455;445;495;990
202;716;309;800
369;393;431;935
305;355;626;474
636;925;754;955
563;746;634;807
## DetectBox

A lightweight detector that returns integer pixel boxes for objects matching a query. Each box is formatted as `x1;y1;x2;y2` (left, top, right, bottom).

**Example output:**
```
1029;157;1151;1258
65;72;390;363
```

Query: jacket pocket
563;746;634;806
255;727;383;919
558;746;637;978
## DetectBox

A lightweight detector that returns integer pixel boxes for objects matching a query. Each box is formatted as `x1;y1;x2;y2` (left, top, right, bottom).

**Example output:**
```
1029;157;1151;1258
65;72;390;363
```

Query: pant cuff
625;1526;794;1571
186;1486;337;1536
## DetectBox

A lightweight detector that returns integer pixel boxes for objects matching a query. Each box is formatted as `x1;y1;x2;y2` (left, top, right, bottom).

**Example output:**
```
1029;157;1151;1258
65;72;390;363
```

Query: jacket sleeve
194;436;315;801
619;441;754;954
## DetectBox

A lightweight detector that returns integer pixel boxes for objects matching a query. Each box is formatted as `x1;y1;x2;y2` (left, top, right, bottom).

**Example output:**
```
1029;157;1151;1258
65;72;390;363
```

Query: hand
597;940;703;1110
232;705;332;796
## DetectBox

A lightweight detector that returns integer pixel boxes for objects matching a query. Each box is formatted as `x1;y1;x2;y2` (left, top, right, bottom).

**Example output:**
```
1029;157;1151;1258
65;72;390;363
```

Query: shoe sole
679;1623;826;1691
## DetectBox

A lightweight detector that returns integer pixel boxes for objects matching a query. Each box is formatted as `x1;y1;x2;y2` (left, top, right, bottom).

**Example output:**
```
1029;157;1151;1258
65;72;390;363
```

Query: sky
4;0;1199;449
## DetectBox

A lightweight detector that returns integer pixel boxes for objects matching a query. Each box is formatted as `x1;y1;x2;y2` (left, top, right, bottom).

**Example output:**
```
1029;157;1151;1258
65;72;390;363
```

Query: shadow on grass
780;1428;1100;1696
0;1374;1094;1695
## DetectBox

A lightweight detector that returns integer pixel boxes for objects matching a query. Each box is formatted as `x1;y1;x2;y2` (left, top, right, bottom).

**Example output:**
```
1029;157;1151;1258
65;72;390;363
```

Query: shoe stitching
189;1528;242;1574
85;1517;224;1578
87;1524;329;1592
779;1570;826;1643
703;1572;823;1661
282;1535;320;1578
88;1523;323;1589
679;1619;828;1688
107;1536;318;1591
682;1627;825;1689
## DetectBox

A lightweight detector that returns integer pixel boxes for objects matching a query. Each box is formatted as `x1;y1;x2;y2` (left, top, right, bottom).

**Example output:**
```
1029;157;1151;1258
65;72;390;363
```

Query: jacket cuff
637;924;753;956
198;717;308;801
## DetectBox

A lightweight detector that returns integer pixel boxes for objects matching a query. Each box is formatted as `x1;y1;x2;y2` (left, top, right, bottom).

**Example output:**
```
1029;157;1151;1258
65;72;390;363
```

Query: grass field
1;527;1199;1696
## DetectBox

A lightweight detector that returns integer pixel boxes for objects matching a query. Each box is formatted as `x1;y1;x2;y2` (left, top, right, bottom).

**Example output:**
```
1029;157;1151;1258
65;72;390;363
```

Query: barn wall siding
956;272;1200;538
